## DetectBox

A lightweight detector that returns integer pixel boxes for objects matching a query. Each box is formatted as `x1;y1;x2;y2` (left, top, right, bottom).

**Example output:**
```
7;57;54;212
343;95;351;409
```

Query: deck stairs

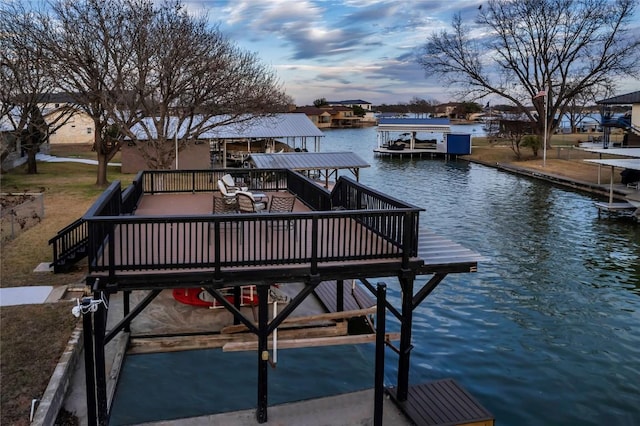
48;218;88;273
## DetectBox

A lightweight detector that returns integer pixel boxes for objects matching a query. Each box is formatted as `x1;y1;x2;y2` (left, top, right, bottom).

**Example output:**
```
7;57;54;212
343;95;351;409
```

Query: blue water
111;127;640;425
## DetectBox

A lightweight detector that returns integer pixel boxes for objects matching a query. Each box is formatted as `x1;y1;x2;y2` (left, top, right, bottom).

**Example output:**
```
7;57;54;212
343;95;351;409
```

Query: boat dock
374;118;472;159
49;169;492;426
583;148;640;219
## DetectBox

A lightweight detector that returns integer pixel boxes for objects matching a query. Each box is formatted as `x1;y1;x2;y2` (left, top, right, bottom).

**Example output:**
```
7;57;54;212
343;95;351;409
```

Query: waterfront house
327;99;372;112
597;90;640;147
294;105;363;128
292;106;332;128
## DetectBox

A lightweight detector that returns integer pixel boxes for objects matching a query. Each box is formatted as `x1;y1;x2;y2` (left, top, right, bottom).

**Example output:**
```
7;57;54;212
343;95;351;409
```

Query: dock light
261;350;269;361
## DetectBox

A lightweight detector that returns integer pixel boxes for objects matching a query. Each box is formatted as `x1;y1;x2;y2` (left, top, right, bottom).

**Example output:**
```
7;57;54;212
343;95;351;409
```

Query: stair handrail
48;217;88;273
628;123;640;136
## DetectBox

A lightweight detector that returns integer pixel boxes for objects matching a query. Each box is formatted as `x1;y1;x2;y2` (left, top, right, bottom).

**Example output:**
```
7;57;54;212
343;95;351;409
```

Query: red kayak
172;286;258;308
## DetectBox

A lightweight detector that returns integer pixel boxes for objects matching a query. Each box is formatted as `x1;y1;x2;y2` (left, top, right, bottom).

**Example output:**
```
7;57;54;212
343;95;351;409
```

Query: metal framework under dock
50;168;491;425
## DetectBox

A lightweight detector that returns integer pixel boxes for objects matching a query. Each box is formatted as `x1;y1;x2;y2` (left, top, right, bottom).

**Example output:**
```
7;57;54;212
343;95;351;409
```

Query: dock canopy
249;151;370;187
201;113;324;139
376;118;451;133
584;158;640;170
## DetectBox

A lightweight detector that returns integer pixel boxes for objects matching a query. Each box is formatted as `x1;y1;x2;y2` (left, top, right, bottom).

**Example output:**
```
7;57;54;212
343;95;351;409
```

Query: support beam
203;287;258;334
256;285;270;423
123;290;130;333
361;278;402;321
93;293;108;424
105;289;161;344
337;279;344;312
396;274;415;401
233;286;242;325
267;280;320;334
413;273;447;309
374;283;387;426
82;299;97;426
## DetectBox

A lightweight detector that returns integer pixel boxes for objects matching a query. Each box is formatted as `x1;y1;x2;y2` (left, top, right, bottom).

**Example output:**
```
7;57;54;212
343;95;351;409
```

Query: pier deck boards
313;280;374;313
387;379;494;426
594;201;636;211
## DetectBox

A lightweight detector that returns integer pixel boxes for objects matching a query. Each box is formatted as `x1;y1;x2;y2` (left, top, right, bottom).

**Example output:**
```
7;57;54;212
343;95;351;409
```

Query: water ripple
113;129;640;425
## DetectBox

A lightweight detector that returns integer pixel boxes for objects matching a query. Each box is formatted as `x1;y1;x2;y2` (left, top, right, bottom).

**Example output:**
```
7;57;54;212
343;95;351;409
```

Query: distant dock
374;146;463;160
375;118;472;158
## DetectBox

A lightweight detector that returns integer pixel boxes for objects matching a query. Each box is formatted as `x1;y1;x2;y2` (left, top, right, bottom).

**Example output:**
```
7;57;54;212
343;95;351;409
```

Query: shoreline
461;155;631;202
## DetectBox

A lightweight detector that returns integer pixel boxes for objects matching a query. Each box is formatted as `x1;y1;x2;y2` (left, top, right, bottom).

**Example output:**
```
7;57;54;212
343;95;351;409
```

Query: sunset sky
186;0;640;107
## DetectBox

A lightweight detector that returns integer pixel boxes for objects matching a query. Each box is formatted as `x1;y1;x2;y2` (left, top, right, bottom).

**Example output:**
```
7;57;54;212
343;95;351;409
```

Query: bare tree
408;97;436;118
0;3;75;174
37;0;289;184
564;85;614;132
419;0;640;150
115;2;289;169
34;0;141;185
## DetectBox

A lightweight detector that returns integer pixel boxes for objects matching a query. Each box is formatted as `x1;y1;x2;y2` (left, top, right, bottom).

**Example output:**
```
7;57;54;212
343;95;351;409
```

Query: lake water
111;126;639;425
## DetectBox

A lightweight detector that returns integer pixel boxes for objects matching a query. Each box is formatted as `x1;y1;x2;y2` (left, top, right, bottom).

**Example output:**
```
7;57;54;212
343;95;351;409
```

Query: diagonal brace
203;287;258;334
412;273;447;310
105;289;162;344
267;281;320;334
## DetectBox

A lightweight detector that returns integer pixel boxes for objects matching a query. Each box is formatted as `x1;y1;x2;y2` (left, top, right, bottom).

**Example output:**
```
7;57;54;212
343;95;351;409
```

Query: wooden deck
121;193;481;278
313;280;375;312
594;201;637;217
387;379;494;426
99;193;402;278
417;229;484;274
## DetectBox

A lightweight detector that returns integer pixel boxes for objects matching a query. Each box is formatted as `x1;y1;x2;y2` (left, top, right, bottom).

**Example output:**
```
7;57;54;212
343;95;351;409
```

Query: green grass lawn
1;154;133;426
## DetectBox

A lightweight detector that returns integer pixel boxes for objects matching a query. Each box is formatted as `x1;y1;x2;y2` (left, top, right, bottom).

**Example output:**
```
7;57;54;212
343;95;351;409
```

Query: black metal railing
86;209;416;276
121;172;144;214
48;218;88;273
71;169;422;277
140;169;294;194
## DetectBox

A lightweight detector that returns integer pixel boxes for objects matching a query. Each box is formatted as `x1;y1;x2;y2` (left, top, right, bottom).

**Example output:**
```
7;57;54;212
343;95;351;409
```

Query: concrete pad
0;286;53;306
45;286;68;303
34;262;53;273
137;389;412;426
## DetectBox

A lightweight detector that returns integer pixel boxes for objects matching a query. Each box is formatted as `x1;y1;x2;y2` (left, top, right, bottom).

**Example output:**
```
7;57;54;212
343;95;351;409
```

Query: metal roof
596;91;640;105
129;113;323;140
249;152;370;170
585;158;640;171
377;118;451;133
202;113;323;139
580;148;640;158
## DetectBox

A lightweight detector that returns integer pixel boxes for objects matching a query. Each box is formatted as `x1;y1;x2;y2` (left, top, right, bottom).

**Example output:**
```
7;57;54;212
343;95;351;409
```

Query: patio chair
267;193;296;238
268;193;295;213
218;179;239;200
237;191;266;213
221;174;248;192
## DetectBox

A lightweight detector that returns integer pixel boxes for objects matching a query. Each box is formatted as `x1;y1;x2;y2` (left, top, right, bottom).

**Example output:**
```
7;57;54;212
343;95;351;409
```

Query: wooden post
256;285;270;423
374;283;387;426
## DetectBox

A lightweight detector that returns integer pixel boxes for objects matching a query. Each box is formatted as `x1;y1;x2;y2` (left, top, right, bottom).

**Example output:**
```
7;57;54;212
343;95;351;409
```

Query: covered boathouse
375;118;472;158
50;168;492;425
